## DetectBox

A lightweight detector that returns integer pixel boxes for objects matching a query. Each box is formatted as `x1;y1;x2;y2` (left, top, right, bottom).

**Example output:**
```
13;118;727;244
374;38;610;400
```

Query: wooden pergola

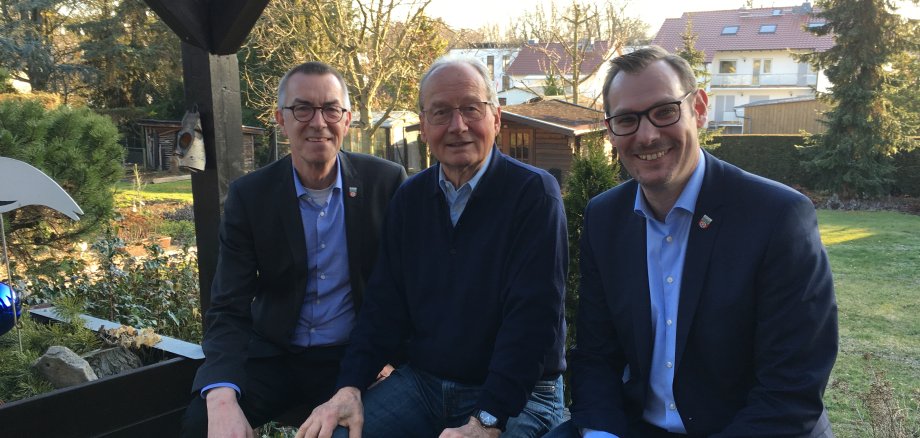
0;2;271;435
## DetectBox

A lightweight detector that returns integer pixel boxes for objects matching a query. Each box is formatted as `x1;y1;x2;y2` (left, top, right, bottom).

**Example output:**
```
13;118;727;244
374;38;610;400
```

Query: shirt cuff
200;382;241;399
582;428;619;438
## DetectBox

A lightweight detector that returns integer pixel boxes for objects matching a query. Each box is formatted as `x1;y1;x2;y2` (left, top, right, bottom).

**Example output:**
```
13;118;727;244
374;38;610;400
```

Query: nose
308;109;328;128
447;109;468;133
632;114;660;145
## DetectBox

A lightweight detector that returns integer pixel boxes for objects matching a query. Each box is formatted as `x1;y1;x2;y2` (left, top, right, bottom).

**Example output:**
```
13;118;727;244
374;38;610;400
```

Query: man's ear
274;108;285;130
693;89;709;129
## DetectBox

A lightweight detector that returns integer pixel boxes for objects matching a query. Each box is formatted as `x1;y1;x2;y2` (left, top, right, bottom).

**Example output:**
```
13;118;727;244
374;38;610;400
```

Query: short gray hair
277;61;351;110
602;45;697;116
418;56;499;111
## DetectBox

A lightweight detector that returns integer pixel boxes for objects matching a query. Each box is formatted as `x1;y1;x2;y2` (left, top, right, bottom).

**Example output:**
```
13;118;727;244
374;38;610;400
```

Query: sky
424;0;920;36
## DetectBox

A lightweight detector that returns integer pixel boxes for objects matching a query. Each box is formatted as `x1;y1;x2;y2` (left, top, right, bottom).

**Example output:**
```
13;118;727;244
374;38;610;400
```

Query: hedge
708;135;919;197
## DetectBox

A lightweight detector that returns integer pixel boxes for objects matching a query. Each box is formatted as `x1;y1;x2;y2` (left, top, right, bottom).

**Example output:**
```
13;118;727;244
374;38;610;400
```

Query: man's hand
438;417;501;438
296;386;364;438
205;387;254;438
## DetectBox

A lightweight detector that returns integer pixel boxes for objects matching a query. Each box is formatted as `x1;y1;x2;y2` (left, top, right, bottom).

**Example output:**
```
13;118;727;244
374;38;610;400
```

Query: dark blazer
192;151;406;394
568;151;837;437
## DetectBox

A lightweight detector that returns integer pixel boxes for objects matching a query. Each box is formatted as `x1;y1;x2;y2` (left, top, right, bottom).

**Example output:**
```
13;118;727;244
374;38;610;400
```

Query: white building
652;2;834;133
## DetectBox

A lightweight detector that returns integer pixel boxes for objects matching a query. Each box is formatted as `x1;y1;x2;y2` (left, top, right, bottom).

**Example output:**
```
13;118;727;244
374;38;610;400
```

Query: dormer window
722;26;739;35
772;9;782;15
807;21;826;29
759;24;777;33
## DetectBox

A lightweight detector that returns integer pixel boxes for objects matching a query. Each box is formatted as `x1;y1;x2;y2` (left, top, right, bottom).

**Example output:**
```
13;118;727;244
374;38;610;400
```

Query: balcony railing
712;73;817;87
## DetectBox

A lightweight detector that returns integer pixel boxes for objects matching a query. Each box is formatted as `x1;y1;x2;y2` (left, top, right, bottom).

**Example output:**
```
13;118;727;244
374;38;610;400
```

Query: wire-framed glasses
604;90;696;136
282;104;348;123
421;101;493;125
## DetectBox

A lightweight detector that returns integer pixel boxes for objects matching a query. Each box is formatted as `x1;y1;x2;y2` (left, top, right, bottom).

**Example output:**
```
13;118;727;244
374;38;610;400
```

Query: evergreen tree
799;0;915;197
675;15;721;149
562;135;618;348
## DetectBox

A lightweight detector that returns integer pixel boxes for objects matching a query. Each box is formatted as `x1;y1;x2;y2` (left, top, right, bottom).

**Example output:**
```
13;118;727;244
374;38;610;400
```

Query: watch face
477;410;498;427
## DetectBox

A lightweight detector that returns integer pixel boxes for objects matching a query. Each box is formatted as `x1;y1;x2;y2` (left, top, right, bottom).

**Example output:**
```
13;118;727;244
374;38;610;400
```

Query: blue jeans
334;365;564;437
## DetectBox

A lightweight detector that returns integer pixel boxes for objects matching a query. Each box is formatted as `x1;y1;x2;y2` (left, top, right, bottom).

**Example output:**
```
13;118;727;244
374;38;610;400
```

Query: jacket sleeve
567;200;633;436
191;182;258;394
713;196;837;437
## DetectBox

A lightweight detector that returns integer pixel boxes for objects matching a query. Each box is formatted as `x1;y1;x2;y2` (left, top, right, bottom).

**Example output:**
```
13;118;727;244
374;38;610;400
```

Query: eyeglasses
282;104;348;123
421;101;493;125
604;90;696;136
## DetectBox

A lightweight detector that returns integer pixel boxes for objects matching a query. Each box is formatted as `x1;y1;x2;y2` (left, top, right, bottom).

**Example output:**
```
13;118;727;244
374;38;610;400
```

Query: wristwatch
474;409;500;429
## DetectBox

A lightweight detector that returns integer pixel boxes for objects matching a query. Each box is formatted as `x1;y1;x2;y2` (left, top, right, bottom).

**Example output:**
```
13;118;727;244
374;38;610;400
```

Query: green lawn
818;210;920;437
114;179;193;205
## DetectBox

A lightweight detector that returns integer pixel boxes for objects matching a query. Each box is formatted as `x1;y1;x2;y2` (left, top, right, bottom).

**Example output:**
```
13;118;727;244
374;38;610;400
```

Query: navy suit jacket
192;151;406;394
569;151;837;437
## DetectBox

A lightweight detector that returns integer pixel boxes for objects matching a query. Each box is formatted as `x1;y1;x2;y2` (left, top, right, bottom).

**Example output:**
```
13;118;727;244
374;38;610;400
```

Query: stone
32;345;98;389
83;346;143;378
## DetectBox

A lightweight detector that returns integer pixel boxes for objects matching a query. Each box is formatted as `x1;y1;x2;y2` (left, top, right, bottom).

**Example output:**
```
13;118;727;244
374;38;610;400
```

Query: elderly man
547;46;837;438
298;57;568;438
182;61;406;437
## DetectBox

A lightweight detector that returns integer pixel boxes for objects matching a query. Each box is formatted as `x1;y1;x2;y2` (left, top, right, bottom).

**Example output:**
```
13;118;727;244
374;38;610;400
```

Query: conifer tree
800;0;915;197
676;15;721;149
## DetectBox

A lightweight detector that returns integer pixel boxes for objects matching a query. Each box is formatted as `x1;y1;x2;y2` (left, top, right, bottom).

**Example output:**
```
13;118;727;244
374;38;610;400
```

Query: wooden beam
210;0;271;55
142;0;210;52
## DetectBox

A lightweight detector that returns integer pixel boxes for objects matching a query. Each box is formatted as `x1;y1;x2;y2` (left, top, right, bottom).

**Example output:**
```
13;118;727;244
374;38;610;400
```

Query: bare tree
510;0;647;106
240;0;447;154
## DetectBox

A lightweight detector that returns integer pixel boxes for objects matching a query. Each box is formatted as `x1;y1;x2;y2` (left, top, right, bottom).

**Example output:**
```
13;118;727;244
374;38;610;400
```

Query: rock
32;346;98;389
83;346;143;378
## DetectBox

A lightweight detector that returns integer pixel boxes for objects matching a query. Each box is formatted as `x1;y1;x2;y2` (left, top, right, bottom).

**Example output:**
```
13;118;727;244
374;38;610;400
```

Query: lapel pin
349;187;358;198
698;214;713;229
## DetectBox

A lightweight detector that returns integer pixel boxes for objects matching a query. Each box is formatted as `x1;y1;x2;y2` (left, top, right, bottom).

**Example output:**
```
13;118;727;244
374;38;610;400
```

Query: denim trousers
333;365;564;438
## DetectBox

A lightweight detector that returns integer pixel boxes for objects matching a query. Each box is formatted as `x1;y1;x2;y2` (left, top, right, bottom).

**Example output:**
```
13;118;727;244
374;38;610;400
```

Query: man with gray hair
183;61;406;437
298;56;568;438
547;45;837;437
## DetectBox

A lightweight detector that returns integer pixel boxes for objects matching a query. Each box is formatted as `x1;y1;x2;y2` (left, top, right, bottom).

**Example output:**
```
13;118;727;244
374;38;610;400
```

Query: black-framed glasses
604;90;696;136
421;101;493;125
282;104;348;123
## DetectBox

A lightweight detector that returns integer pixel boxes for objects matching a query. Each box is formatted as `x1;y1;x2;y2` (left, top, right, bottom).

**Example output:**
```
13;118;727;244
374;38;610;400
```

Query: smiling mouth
307;137;330;142
637;150;667;161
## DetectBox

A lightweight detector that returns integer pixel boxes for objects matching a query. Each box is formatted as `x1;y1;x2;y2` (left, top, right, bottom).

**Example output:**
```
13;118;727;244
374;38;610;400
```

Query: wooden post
180;42;246;319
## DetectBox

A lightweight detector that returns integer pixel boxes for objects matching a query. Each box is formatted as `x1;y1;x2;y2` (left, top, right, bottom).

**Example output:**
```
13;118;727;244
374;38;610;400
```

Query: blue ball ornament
0;281;21;336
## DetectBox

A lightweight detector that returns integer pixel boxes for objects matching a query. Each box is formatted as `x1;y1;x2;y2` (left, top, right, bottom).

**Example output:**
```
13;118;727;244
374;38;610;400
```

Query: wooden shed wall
744;100;829;134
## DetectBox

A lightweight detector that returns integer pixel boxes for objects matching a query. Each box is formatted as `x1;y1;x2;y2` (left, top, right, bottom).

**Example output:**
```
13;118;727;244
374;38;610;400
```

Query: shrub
0;99;124;261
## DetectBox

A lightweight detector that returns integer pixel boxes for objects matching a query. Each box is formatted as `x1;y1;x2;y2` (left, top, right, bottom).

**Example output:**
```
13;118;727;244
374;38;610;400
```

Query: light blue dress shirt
583;149;705;438
437;147;493;225
290;159;354;347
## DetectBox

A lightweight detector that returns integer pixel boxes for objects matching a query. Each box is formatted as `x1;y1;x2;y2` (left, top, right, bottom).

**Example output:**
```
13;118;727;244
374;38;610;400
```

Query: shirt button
320;211;325;217
315;299;320;305
666;319;673;326
666;361;673;368
666;276;674;284
309;328;316;333
669;403;676;410
666;235;673;243
320;273;326;280
320;242;326;249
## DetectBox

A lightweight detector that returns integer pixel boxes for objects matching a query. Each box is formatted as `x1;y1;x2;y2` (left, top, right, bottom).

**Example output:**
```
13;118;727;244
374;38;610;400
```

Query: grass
818;210;920;437
113;179;193;206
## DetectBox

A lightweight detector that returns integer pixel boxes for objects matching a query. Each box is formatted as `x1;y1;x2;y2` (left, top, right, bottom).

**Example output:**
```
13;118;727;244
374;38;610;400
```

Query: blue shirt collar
438;146;493;193
634;148;706;221
293;157;343;199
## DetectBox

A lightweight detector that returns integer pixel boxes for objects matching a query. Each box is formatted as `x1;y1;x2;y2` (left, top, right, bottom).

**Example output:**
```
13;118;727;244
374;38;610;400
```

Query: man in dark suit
547;46;838;438
182;61;406;437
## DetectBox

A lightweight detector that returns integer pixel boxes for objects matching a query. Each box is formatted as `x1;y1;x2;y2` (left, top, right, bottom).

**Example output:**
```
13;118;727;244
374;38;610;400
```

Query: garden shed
499;99;609;185
135;119;265;172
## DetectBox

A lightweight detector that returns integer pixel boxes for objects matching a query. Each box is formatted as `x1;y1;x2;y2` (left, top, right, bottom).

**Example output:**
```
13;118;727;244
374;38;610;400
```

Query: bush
0;99;124;261
22;232;202;343
709;135;808;187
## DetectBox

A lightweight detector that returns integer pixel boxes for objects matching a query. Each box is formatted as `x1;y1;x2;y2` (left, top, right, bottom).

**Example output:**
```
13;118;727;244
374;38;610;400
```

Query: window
487;55;495;80
508;131;532;162
719;61;737;74
807;21;826;29
759;24;777;33
763;59;772;73
721;25;739;35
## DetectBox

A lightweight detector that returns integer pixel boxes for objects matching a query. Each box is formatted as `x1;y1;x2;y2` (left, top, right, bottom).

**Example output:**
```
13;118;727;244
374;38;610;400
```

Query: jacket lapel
338;152;364;307
675;152;724;367
624;212;654;377
279;156;307;269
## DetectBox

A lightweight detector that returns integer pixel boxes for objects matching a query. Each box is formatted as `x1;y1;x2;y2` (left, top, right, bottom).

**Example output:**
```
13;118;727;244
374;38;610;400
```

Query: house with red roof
503;40;617;107
652;2;834;133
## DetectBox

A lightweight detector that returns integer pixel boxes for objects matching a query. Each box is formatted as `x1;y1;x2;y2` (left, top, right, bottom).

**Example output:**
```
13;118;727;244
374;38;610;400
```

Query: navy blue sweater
337;147;568;424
